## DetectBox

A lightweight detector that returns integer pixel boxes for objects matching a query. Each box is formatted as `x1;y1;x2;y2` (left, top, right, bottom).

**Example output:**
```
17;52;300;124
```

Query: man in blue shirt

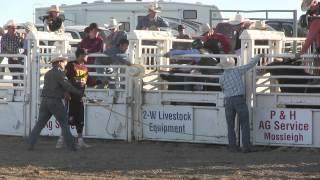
218;54;263;153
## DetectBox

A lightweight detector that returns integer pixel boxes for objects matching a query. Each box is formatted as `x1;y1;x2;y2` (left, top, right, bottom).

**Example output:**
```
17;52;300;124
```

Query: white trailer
35;0;222;36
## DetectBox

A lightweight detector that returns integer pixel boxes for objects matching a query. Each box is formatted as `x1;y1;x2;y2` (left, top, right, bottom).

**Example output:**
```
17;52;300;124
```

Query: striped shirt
219;56;260;97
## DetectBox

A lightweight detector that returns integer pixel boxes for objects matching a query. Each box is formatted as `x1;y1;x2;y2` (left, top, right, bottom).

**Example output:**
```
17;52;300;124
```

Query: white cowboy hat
47;5;63;13
51;56;68;63
252;20;267;30
301;0;316;11
4;19;17;29
217;57;235;69
148;2;161;13
24;22;37;32
200;23;211;34
104;18;122;29
228;14;249;25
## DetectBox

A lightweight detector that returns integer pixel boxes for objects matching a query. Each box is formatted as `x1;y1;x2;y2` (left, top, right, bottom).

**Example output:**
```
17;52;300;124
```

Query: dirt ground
0;136;319;179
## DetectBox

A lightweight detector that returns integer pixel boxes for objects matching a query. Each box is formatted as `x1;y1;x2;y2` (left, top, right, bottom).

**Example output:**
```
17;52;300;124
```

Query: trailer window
183;10;197;19
119;22;130;32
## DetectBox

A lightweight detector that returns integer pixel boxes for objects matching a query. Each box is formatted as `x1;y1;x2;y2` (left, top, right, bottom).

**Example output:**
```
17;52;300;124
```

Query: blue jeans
224;95;250;147
28;97;76;150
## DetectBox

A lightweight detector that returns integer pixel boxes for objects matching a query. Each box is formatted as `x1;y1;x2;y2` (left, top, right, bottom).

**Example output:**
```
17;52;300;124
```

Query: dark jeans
28;97;76;150
68;94;84;134
224;95;250;148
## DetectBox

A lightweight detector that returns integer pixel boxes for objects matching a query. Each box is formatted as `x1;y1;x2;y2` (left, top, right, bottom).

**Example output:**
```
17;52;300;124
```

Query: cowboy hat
148;2;161;13
4;19;17;29
104;18;122;29
252;20;267;30
200;23;211;34
217;57;235;69
24;22;37;32
51;56;68;63
47;5;63;13
301;0;316;11
228;14;249;25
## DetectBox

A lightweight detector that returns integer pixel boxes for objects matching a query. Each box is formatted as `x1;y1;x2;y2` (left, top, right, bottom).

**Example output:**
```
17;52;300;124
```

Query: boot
77;138;91;148
55;136;64;149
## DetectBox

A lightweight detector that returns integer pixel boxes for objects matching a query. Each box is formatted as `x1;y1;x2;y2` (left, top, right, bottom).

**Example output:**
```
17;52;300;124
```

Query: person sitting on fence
173;25;192;50
298;0;320;54
42;5;65;32
215;14;252;54
203;28;231;54
56;48;97;149
96;38;130;89
104;18;127;49
218;54;263;153
296;0;320;76
1;19;24;85
136;2;169;30
79;23;104;72
27;56;84;151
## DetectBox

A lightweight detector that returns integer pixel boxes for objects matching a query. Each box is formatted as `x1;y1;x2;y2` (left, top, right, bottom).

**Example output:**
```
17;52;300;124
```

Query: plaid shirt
1;33;22;54
219;56;260;97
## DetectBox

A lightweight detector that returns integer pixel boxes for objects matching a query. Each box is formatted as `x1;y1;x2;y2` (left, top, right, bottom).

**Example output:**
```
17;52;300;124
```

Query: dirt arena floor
0;136;319;179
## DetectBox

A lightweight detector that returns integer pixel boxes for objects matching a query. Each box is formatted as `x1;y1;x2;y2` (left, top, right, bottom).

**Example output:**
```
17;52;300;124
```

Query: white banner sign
40;118;77;136
142;105;193;140
254;108;312;145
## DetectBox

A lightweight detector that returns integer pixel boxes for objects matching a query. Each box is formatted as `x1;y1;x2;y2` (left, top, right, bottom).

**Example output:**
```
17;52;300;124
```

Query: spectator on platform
215;14;252;54
173;25;192;50
136;2;169;30
203;29;231;54
176;25;191;39
79;23;104;72
298;0;320;55
43;5;65;32
104;18;127;49
218;54;263;153
1;19;23;84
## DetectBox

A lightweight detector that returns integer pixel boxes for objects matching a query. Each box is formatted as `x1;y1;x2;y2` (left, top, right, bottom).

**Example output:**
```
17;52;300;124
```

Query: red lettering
290;111;296;120
259;120;271;129
270;111;276;119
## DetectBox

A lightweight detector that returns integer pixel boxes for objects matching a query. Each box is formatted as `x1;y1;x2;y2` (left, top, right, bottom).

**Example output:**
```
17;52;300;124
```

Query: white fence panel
0;54;29;136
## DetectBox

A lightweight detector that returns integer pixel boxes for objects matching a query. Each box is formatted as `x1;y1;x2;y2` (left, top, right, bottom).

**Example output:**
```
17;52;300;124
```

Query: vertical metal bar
293;10;298;37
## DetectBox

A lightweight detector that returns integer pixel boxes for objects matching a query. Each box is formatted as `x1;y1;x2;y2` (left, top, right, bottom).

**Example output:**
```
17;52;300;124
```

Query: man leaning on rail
218;54;264;153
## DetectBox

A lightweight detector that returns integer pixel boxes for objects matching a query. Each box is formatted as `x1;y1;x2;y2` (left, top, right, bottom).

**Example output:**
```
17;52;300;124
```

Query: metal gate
241;29;320;148
128;30;239;144
26;31;134;141
0;54;29;136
